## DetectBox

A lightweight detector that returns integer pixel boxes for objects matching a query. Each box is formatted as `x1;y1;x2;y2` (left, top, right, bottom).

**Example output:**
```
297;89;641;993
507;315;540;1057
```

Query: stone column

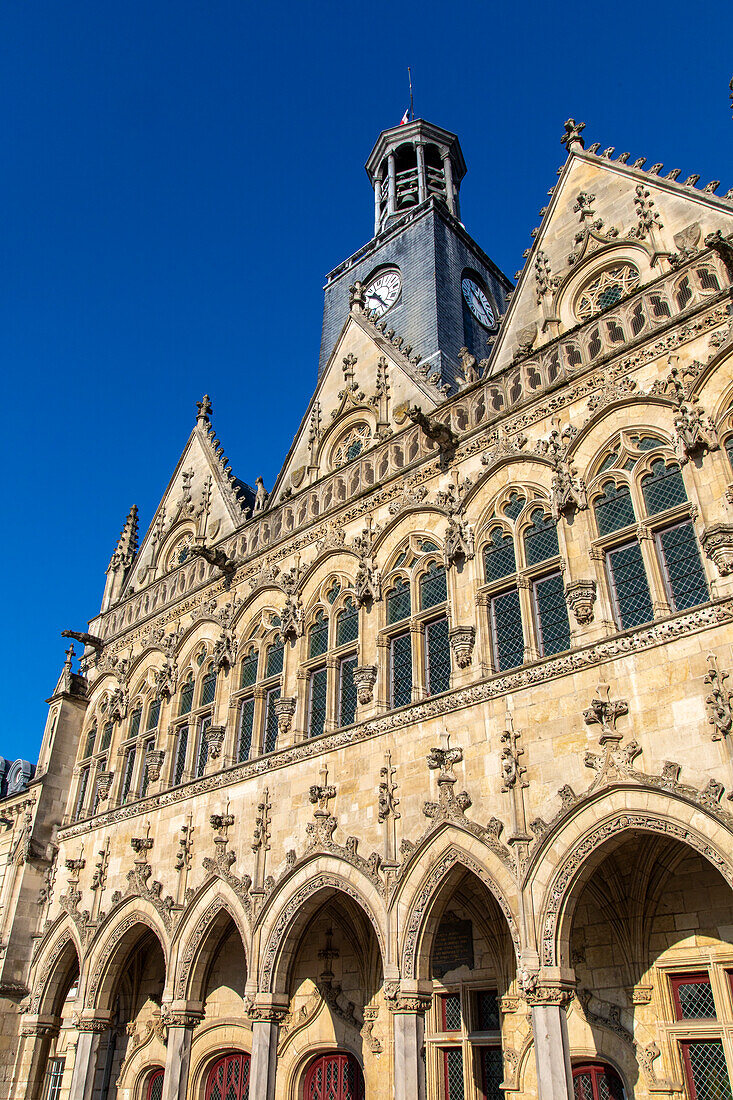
15;1020;58;1100
390;988;430;1100
248;1003;288;1100
527;983;574;1100
415;142;426;203
67;1017;109;1100
161;1011;201;1100
387;153;397;217
442;151;455;215
374;173;383;235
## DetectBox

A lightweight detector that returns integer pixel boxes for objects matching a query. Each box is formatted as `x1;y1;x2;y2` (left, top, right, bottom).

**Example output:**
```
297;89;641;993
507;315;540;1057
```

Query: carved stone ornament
673;396;719;464
274;697;296;736
705;654;733;741
204;725;226;761
701;524;733;576
352;665;377;705
583;682;629;743
94;771;113;802
444;517;475;566
565;579;597;625
280;596;303;640
449;626;475;669
145;750;165;784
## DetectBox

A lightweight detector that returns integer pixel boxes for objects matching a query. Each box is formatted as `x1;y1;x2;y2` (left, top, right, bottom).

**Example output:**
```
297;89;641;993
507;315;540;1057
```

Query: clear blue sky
2;0;731;764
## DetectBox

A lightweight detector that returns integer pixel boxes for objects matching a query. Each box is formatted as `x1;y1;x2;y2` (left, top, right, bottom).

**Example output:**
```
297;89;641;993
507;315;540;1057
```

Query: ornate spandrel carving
536;421;586;521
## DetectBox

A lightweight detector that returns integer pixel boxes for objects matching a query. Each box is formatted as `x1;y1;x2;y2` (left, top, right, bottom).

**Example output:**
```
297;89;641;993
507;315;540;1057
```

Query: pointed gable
121;396;253;599
270;304;447;504
488;127;733;375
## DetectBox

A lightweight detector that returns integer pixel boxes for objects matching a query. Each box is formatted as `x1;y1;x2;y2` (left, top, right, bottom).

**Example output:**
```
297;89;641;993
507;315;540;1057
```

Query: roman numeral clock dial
364;269;401;317
462;276;495;329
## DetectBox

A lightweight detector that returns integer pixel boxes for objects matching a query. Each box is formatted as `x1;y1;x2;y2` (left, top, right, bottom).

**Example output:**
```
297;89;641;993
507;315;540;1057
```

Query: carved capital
701;524;733;577
449;625;476;669
353;665;377;705
274;697;296;735
565;579;597;625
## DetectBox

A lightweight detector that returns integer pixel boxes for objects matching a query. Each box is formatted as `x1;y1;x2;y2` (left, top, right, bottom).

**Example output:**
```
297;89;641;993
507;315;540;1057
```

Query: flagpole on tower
408;67;414;120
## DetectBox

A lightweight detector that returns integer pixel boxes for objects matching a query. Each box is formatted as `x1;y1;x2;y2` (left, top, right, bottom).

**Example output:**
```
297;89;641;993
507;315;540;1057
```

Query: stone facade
3;117;733;1100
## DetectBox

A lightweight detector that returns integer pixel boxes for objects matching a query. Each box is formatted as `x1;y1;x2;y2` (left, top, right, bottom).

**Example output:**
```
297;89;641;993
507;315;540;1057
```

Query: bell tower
319;118;513;389
365;119;466;234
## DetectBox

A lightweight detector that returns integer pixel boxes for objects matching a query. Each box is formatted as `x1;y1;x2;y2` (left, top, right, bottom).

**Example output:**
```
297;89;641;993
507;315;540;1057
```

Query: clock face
364;269;401;317
462;277;496;329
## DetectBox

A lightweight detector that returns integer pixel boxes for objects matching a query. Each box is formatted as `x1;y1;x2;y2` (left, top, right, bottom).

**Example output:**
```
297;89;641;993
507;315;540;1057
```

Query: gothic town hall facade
1;116;733;1100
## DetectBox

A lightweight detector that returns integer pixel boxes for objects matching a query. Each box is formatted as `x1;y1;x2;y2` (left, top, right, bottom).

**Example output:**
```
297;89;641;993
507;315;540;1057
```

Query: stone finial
584;683;629;743
348;281;365;311
561;118;586;153
196;394;213;425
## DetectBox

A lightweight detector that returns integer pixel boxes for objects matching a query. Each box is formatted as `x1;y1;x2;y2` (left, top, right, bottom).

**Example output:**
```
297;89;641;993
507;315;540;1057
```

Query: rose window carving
331;423;372;469
575;264;641;321
167;533;194;571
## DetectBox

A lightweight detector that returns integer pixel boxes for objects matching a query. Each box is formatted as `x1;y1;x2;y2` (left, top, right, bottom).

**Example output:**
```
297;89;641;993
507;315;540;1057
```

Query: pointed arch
83;902;169;1011
28;921;81;1016
172;882;250;1001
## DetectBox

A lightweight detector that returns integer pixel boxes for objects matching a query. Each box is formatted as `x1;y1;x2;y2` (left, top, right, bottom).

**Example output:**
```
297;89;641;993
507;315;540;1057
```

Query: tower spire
108;505;139;570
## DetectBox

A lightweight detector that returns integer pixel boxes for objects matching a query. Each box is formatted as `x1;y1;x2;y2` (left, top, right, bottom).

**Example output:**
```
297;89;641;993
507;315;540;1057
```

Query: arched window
572;1062;625;1100
420;563;450;696
265;636;284;678
82;724;97;760
593;481;636;536
575;263;640;321
179;673;195;715
304;591;360;738
524;509;560;566
641;459;687;515
336;597;359;647
304;1052;364;1100
240;646;258;689
386;576;411;623
263;635;284;753
129;704;142;739
146;1068;164;1100
483;526;516;582
205;1053;251;1100
200;664;218;706
308;610;329;658
99;720;113;752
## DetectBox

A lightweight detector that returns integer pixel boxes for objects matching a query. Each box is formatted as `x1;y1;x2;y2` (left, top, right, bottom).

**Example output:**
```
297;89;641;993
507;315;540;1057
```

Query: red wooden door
573;1062;625;1100
304;1053;364;1100
205;1053;251;1100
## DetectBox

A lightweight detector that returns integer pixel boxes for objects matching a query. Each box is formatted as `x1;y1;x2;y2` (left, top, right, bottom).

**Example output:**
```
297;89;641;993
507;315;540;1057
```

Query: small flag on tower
399;108;409;125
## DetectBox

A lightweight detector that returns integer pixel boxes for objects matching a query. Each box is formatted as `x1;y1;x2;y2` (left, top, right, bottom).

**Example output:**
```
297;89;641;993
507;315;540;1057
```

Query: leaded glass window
100;721;113;751
387;577;411;623
200;666;217;706
391;632;412;707
575;264;640;321
480;1048;503;1100
672;974;717;1020
725;436;733;473
129;707;142;739
426;617;451;695
146;699;160;731
524;510;559;565
43;1058;65;1100
120;747;136;803
502;491;526;520
533;572;571;656
594;482;636;536
490;588;524;671
264;687;280;753
309;611;329;658
443;1048;465;1100
240;647;258;688
309;666;328;738
476;990;500;1031
74;767;90;820
265;637;284;678
336;598;359;647
442;993;462;1031
195;717;210;777
238;697;255;761
83;726;97;759
173;726;188;786
607;541;654;630
179;675;195;715
657;522;709;612
680;1041;733;1100
339;654;358;727
483;527;516;582
641;460;687;515
420;562;447;609
147;1070;164;1100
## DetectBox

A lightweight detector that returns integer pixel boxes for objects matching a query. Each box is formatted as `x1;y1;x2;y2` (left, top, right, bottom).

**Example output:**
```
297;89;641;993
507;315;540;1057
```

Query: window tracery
575;263;641;321
330;422;372;469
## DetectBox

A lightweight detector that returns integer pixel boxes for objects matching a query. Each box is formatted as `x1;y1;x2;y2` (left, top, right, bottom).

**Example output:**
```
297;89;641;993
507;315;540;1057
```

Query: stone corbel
353;665;378;706
274;698;297;742
204;726;226;771
701;523;733;577
564;580;597;625
449;626;475;669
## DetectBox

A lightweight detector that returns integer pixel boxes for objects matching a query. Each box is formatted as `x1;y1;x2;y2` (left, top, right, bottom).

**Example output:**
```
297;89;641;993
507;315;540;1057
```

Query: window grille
100;721;113;751
502;491;526;520
476;990;500;1031
237;697;255;761
607;542;654;630
120;748;136;803
697;267;721;291
534;573;571;656
240;647;258;688
180;676;195;715
594;482;636;536
650;293;672;318
74;767;90;820
671;974;717;1020
657;522;709;612
339;655;358;727
391;632;412;707
173;727;188;786
43;1058;65;1100
573;1064;625;1100
484;528;516;582
336;598;359;646
146;699;160;731
139;739;154;796
524;510;559;565
420;562;447;609
641;460;687;515
490;588;524;671
147;1070;164;1100
265;637;284;678
308;667;328;738
309;611;329;658
264;687;280;753
387;577;411;623
426;617;451;695
83;726;97;759
129;708;142;739
480;1047;503;1100
680;1040;733;1100
195;717;210;777
200;667;217;706
442;1048;465;1100
442;993;462;1031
